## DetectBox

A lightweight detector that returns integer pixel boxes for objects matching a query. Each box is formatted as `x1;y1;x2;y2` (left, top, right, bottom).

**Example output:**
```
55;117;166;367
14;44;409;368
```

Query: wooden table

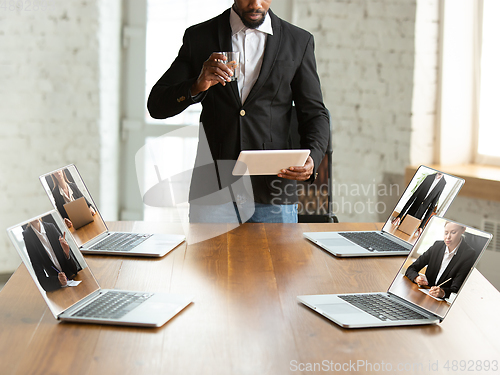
1;222;499;375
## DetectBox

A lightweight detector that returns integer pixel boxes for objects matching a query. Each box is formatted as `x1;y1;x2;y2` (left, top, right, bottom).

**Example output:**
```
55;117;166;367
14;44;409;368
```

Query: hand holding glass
220;52;240;82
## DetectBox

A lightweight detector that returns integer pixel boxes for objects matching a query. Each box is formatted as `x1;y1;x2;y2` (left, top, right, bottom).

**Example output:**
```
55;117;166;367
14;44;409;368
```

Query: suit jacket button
240;109;246;117
177;96;186;103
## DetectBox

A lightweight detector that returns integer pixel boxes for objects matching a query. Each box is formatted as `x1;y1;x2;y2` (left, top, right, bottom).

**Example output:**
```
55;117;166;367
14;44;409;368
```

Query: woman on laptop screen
405;221;475;299
50;168;95;228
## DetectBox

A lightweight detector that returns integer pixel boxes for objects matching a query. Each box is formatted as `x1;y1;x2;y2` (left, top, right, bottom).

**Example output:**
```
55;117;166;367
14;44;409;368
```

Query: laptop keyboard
72;291;152;320
339;232;408;252
89;232;152;251
339;294;428;321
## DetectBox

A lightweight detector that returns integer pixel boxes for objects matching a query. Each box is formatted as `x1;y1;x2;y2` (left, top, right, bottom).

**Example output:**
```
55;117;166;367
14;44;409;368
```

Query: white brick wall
292;0;417;222
0;0;104;273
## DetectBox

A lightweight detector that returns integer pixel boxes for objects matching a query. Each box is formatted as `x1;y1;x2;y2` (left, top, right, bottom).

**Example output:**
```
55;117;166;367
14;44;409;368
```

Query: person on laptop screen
393;172;446;236
50;169;96;228
405;221;475;299
23;218;80;292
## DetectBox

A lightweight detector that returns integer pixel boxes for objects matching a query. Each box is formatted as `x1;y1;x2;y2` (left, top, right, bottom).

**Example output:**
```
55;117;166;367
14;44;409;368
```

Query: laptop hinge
81;232;111;249
381;231;413;250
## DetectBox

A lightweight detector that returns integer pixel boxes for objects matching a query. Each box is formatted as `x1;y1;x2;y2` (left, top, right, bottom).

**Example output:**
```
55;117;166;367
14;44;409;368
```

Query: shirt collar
446;239;462;256
32;220;46;236
230;7;273;36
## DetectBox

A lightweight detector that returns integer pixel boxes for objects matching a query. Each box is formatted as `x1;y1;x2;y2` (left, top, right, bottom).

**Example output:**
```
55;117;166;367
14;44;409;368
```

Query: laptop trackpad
316;303;364;315
322;239;357;248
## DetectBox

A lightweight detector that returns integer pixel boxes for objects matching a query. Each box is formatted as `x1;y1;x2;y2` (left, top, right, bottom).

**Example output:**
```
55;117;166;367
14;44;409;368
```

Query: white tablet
232;149;310;176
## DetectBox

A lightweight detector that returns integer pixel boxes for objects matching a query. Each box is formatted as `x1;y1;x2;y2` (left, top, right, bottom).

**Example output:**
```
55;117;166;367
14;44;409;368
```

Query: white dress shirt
435;240;461;283
230;7;273;103
31;221;63;272
59;184;75;204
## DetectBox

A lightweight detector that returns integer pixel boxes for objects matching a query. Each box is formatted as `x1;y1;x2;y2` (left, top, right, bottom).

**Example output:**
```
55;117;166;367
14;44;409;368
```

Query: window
120;0;232;222
438;0;500;167
476;0;500;164
145;0;233;126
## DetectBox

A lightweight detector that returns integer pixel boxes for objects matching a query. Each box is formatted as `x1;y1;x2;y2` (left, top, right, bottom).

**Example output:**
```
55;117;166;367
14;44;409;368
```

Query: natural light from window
142;0;232;222
478;0;500;159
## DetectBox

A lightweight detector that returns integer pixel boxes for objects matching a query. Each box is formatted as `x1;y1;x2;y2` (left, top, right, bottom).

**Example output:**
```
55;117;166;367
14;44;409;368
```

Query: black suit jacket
148;9;330;205
405;239;475;298
397;173;446;229
52;182;93;220
23;223;79;292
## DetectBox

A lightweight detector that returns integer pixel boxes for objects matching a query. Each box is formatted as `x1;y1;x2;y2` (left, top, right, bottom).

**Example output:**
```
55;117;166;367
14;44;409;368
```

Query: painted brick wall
0;0;102;273
292;0;417;222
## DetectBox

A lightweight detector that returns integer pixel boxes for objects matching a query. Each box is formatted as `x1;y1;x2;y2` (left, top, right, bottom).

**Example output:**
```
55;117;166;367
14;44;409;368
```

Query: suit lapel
244;10;281;105
218;9;241;105
437;241;464;283
28;227;58;271
429;243;446;284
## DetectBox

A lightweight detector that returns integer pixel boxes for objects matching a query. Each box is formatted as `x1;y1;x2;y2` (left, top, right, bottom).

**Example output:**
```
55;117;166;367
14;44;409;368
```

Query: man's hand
64;218;73;228
278;156;314;181
58;272;68;286
191;53;233;96
59;232;70;258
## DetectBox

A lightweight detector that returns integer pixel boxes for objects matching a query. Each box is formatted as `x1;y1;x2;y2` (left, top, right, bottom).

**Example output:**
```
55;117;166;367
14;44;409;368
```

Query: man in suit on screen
394;173;446;234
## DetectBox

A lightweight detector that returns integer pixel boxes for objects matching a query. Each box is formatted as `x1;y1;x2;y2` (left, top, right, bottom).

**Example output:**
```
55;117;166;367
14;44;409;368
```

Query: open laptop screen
381;166;465;245
39;164;106;248
388;216;491;318
7;211;100;318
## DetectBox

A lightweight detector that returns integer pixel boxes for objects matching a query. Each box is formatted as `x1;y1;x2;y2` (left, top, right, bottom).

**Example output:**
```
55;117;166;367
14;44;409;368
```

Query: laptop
39;164;185;257
7;210;192;327
303;166;465;257
298;216;492;328
63;197;94;229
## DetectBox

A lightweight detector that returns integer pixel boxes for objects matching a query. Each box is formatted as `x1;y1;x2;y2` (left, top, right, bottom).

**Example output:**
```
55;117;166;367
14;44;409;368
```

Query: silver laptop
304;166;465;257
298;216;492;328
40;164;185;257
63;196;94;229
7;210;192;327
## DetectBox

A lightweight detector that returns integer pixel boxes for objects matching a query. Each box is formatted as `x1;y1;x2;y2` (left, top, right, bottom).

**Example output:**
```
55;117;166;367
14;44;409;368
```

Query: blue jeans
189;202;298;223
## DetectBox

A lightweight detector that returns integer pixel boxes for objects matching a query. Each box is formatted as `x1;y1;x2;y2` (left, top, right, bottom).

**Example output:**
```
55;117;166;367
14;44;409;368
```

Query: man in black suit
405;222;475;299
394;173;446;234
23;219;79;292
148;0;329;223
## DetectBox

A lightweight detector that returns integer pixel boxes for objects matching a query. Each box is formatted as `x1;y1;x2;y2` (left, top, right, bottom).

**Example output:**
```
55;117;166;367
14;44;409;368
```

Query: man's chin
242;14;266;29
